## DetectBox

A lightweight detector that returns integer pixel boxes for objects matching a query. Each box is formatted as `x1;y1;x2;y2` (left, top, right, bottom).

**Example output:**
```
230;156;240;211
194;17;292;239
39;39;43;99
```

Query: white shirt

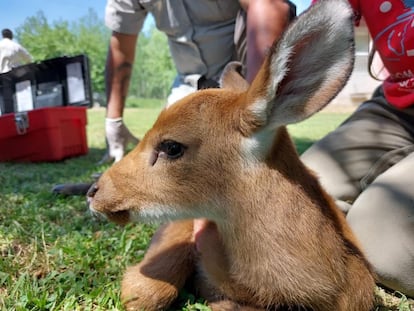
0;38;33;73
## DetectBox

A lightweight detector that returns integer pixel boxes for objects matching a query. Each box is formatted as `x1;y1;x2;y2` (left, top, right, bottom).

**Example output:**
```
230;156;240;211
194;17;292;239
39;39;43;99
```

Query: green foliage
16;12;76;61
73;10;110;94
16;10;109;94
15;10;176;100
125;97;165;109
130;26;176;99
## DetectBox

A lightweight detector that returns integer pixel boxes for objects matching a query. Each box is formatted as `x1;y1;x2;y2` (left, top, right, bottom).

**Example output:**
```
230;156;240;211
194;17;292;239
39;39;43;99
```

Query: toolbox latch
15;112;29;135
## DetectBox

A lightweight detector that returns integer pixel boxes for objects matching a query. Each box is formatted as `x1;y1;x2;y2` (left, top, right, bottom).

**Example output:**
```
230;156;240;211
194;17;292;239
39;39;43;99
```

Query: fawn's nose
87;183;99;198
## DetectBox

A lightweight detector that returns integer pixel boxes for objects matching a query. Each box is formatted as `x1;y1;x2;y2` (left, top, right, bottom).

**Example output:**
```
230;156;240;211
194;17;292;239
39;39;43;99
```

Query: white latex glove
166;74;199;107
100;118;139;164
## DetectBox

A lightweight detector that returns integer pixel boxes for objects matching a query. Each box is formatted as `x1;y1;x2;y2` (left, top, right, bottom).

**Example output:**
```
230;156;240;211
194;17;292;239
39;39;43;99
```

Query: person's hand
99;118;139;164
193;219;229;277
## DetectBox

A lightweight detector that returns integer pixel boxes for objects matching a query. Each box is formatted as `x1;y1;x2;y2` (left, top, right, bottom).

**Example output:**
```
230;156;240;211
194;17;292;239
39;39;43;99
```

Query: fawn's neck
212;127;335;294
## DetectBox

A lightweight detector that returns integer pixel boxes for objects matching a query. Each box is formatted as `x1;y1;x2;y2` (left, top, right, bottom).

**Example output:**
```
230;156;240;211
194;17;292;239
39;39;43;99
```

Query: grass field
0;107;413;310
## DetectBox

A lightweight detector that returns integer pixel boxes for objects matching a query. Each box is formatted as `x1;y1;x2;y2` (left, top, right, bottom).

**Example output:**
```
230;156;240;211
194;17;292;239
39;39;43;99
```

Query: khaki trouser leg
301;97;414;297
347;152;414;297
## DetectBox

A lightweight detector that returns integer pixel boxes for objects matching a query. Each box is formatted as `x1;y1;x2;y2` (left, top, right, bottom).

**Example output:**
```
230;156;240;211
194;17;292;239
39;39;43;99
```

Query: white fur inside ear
247;44;292;124
324;0;354;24
267;46;292;102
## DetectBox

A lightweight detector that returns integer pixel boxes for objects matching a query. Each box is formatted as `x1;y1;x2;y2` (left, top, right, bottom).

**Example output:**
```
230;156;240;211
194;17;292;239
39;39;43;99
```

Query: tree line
15;9;176;102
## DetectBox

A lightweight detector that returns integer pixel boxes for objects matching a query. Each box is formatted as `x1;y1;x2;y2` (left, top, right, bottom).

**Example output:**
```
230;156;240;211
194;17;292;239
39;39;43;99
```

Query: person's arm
102;31;140;163
242;0;292;83
105;31;138;119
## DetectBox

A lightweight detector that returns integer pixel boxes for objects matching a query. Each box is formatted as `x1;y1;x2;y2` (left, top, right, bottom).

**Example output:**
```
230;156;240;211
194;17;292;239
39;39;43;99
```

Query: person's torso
139;0;241;81
0;38;27;73
350;0;414;108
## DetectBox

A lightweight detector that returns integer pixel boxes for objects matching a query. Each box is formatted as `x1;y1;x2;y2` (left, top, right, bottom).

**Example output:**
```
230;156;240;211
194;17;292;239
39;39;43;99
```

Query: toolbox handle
15;112;29;135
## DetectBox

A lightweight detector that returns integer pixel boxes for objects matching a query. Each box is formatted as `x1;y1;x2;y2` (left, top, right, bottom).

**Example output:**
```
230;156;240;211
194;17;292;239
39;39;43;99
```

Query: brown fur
121;220;195;310
88;1;375;310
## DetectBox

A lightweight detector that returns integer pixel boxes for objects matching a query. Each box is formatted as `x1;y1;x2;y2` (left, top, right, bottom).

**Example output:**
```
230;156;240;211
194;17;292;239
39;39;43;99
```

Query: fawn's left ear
220;61;250;92
243;0;355;132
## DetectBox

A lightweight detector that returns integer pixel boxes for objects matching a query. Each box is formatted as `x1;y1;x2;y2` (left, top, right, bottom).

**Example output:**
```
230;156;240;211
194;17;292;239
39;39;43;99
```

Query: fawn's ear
220;61;250;92
244;0;354;132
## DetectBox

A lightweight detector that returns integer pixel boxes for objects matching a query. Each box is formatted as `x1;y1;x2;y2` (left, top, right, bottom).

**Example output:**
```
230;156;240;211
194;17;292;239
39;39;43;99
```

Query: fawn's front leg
121;220;196;311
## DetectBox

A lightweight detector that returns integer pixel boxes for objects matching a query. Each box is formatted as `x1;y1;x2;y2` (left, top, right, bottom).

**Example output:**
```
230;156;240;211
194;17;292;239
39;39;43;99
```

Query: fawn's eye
157;140;186;160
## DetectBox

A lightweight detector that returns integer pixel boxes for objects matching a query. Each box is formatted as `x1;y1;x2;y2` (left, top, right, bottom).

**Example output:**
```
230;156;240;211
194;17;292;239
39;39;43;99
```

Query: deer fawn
88;0;376;310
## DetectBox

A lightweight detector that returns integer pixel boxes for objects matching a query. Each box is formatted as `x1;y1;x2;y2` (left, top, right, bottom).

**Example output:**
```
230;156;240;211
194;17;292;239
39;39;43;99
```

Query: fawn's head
88;0;355;225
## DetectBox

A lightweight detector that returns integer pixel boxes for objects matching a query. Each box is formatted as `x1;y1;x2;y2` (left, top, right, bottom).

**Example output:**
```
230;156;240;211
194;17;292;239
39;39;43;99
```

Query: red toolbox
0;107;88;162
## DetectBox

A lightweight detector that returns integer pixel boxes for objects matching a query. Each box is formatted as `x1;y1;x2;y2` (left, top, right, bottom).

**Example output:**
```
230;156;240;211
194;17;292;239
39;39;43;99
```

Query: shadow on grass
0;147;108;196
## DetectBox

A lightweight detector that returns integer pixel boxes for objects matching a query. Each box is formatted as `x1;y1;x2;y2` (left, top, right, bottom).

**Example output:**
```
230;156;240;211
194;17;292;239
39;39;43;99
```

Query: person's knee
347;186;414;297
301;144;358;201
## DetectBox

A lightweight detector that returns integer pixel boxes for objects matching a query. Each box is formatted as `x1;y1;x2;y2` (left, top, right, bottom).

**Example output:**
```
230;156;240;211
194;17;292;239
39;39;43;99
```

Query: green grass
0;107;412;310
125;97;165;109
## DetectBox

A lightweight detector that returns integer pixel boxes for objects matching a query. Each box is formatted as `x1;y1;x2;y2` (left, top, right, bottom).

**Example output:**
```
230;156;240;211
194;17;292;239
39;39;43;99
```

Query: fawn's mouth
86;182;130;225
88;196;131;226
104;210;130;225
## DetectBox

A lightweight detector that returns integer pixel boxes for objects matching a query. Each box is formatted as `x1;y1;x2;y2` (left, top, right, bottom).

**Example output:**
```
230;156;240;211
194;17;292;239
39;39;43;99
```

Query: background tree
72;9;109;94
15;10;175;101
16;10;109;94
130;23;176;99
